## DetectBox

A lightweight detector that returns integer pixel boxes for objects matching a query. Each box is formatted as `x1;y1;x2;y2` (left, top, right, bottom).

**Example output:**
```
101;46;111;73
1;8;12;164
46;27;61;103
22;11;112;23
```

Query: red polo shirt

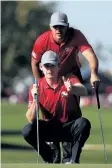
31;28;91;76
28;74;82;123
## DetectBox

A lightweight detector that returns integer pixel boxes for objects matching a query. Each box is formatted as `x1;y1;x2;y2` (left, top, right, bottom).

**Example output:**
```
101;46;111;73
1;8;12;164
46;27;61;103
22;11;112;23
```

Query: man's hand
31;84;39;99
62;76;72;91
90;72;100;88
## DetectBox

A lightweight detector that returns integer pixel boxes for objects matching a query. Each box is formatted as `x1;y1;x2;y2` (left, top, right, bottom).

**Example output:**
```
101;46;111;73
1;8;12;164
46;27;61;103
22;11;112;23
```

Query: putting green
2;163;112;168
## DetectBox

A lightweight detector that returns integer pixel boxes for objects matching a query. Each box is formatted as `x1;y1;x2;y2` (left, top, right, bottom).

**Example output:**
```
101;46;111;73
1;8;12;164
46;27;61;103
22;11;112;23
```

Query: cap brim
51;22;68;27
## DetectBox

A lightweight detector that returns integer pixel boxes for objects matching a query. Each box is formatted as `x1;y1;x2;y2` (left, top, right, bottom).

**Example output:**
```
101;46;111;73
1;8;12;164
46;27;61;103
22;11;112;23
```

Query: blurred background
1;1;112;164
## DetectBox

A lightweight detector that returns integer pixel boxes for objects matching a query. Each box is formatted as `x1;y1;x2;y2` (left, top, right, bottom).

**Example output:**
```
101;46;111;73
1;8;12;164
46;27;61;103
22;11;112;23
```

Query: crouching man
22;50;91;163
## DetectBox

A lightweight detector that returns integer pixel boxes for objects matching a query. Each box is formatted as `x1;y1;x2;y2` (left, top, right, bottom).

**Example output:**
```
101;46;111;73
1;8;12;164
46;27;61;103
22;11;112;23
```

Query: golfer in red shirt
22;51;91;163
31;11;100;87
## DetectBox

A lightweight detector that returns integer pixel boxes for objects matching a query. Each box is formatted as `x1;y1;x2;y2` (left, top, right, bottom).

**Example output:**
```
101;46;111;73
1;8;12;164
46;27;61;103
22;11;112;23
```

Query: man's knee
22;123;32;140
71;117;91;134
79;117;91;130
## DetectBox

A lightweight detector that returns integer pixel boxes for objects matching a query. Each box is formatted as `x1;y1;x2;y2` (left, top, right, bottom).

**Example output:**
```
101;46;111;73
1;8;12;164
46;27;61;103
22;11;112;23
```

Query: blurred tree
1;1;56;88
16;1;39;25
1;1;18;70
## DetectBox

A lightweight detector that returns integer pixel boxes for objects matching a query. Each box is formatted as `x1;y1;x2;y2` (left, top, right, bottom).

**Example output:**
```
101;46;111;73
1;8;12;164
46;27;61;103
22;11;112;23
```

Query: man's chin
47;75;54;78
56;35;63;39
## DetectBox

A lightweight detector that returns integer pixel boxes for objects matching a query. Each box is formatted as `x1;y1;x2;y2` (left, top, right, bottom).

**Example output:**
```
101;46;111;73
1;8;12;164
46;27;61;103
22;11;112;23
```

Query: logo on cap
59;20;65;22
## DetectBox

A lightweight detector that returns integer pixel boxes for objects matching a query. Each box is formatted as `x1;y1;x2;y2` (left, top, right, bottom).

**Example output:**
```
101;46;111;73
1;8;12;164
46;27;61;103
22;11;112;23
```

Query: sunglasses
44;63;56;68
53;25;66;29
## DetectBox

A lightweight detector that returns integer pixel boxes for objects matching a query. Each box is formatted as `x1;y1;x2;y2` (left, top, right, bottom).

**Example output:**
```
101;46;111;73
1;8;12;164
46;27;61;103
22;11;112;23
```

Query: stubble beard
55;34;65;43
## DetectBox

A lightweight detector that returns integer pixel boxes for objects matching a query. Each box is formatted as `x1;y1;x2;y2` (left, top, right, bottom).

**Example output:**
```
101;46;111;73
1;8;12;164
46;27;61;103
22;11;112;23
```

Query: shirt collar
43;77;63;90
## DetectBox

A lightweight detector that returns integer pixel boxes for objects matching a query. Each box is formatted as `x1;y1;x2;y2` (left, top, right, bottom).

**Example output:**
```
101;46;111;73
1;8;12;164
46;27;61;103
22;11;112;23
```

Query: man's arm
62;76;88;96
82;48;98;73
31;33;47;80
76;29;100;87
26;84;38;123
31;57;41;80
26;100;36;123
82;48;100;87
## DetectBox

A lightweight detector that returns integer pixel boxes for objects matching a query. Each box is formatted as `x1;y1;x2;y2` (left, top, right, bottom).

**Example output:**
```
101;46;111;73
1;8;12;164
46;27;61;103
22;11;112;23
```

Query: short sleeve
76;30;91;52
31;38;44;62
69;74;81;84
31;31;50;62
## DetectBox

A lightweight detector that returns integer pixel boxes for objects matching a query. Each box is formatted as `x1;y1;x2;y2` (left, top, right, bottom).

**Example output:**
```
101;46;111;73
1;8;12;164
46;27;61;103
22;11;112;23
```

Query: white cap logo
58;19;65;22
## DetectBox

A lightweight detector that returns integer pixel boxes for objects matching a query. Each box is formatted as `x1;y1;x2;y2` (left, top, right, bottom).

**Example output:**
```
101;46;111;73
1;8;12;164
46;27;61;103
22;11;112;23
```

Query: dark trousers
62;118;91;163
22;117;91;163
61;69;84;163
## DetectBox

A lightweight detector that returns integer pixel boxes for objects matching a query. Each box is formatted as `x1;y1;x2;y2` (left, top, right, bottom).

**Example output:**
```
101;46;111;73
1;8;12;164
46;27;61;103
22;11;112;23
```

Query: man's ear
50;24;53;30
39;63;43;71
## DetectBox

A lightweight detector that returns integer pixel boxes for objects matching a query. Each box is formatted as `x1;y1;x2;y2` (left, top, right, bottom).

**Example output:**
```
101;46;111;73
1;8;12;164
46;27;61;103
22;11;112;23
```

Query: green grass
1;103;28;129
1;150;112;164
1;102;112;164
2;164;112;168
